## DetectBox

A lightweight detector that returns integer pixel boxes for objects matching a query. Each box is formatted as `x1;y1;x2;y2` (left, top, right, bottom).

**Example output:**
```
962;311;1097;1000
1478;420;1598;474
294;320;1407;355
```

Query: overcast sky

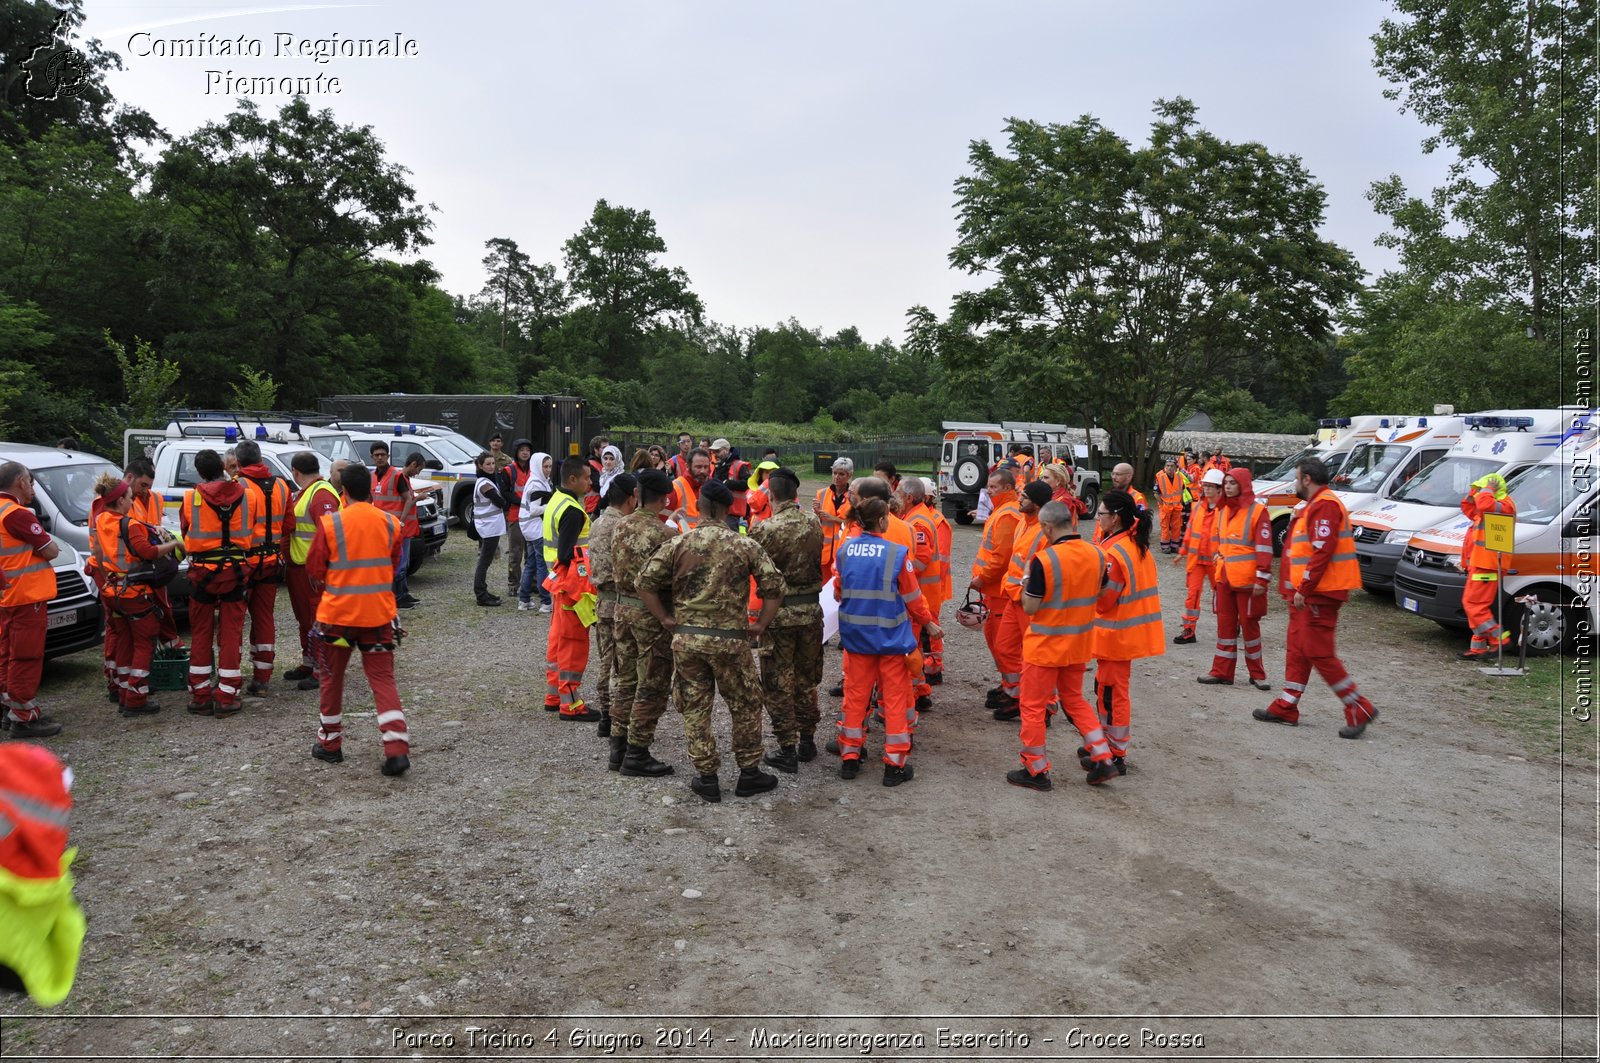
82;0;1450;345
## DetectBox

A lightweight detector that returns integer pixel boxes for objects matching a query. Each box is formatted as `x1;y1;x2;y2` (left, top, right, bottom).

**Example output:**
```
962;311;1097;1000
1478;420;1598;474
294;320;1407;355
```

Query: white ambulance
1392;425;1597;654
1251;415;1418;553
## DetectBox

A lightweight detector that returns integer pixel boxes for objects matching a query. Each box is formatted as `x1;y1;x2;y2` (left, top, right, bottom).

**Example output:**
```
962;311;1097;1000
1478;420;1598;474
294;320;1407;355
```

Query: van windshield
31;461;122;524
1341;444;1411;494
424;436;475;464
308;436;357;463
1506;464;1581;525
1390;456;1503;508
1262;446;1317;482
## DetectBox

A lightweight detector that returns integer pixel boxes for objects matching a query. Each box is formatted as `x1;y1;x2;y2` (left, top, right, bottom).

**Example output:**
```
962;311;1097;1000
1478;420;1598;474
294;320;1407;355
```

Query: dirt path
3;518;1594;1060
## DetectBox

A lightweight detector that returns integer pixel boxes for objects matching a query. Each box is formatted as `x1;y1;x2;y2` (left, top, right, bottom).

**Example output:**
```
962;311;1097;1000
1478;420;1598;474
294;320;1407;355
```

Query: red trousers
1210;585;1266;681
1181;564;1212;633
1019;661;1103;776
107;598;159;709
1463;576;1505;653
154;586;179;646
0;602;48;721
985;594;1023;698
839;651;913;766
246;577;279;685
284;564;323;670
1094;658;1133;757
545;596;591;715
1265;601;1375;727
188;598;245;707
1159;505;1184;550
313;634;409;757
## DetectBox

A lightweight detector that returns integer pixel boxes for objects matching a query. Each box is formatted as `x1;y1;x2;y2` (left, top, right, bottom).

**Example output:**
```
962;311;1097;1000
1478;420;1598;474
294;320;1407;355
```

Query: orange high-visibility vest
1155;469;1185;507
905;504;946;601
1180;501;1218;573
1093;487;1148;543
933;508;953;601
130;490;163;528
0;498;56;608
1214;500;1271;589
676;476;703;522
93;510;147;600
973;496;1021;592
372;466;416;538
1284;492;1362;595
240;473;292;560
1462;494;1517;577
315;502;399;627
1003;517;1047;603
815;486;850;570
181;489;252;565
1024;537;1105;666
1093;531;1164;660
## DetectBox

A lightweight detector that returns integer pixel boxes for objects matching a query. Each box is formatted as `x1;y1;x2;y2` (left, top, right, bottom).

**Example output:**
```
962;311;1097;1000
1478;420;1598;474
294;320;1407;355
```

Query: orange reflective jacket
1214;501;1272;589
1093;532;1164;660
315;503;399;627
1180;501;1218;572
973;493;1020;591
0;498;56;608
1004;516;1047;603
240;473;293;560
1155;470;1185;507
1283;492;1361;595
905;504;946;601
1024;537;1105;666
1462;493;1517;575
815;486;850;570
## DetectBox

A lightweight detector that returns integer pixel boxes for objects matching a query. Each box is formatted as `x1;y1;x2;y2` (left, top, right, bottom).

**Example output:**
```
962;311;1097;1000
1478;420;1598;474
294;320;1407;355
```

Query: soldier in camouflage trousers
638;480;785;803
585;475;635;742
748;468;825;771
606;470;678;777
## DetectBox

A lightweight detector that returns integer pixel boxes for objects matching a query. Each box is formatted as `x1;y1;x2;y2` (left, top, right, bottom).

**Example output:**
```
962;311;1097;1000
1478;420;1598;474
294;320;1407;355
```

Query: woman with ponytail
1085;489;1164;781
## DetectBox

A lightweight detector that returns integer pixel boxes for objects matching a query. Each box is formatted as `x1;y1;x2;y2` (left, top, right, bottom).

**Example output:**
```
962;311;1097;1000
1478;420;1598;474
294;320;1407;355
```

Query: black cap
769;467;801;490
699;480;734;508
1023;481;1053;507
638;469;672;494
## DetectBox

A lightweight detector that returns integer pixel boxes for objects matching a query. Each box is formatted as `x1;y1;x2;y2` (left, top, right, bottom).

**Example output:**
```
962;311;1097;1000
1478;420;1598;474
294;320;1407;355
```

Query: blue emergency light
393;424;403;436
1317;418;1352;429
1465;415;1535;431
254;425;268;440
408;423;417;434
224;427;238;443
1418;417;1428;427
289;418;301;433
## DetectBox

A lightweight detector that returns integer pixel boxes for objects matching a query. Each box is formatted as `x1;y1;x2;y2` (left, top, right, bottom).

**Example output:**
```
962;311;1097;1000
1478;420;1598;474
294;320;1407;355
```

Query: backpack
117;517;180;589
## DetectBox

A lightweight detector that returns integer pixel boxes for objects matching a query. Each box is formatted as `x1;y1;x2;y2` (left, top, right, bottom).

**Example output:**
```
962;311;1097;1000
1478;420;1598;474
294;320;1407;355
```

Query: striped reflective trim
325;584;390;596
1097;612;1162;630
0;541;32;557
558;670;584;682
1029;621;1096;636
1000;672;1021;683
6;560;50;577
841;612;910;629
0;788;71;828
328;557;389;571
839;726;864;739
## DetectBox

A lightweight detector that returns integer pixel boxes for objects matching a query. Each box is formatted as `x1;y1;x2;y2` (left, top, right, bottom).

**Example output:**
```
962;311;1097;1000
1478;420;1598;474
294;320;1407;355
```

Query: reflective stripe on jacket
315;503;399;627
1024;538;1104;666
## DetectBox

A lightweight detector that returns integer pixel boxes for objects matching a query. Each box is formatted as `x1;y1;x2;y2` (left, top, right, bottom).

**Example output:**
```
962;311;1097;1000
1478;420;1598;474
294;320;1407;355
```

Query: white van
1252;415;1419;552
1323;414;1463;516
1354;408;1595;594
338;423;480;525
1392;430;1597;653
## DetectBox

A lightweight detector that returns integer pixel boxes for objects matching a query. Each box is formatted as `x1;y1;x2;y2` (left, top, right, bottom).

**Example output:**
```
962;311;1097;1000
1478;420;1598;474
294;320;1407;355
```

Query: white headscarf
598;445;624;496
519;451;554;538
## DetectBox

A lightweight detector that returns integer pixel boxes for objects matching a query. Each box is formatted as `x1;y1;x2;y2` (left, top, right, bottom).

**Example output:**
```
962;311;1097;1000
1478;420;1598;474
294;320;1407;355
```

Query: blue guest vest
836;533;915;655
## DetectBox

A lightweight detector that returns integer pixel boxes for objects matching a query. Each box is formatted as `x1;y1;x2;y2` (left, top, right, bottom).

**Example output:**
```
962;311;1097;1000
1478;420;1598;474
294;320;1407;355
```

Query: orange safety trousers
987;596;1023;698
545;592;591;715
1182;565;1212;633
1463;578;1506;653
838;651;913;767
1159;505;1184;550
1019;662;1106;777
1093;658;1134;758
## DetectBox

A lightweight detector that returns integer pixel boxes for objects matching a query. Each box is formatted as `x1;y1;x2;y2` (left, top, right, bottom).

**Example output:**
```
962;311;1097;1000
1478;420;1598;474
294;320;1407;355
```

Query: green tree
562;200;702;377
1371;0;1596;344
749;321;824;424
150;98;434;405
935;101;1362;479
228;367;280;410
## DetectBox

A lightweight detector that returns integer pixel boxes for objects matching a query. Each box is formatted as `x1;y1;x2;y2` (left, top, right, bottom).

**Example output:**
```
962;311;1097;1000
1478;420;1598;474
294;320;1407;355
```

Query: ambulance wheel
1503;586;1574;656
452;487;473;527
406;549;426;578
1077;484;1098;519
1271;514;1290;558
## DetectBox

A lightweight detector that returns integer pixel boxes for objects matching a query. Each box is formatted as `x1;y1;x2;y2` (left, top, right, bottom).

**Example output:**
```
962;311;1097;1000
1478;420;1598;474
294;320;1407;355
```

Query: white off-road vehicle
937;421;1101;524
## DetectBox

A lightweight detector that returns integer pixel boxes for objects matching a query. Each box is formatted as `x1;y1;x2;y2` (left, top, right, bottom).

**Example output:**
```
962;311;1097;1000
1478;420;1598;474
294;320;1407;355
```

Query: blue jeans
519;538;550;605
393;537;412;598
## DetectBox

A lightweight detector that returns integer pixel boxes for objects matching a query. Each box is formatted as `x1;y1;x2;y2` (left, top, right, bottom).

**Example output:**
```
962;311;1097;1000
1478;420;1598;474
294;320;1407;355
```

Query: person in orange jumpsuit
1255;457;1377;737
1457;472;1517;660
899;477;946;710
179;449;254;717
969;467;1021;710
990;481;1053;721
1089;490;1165;776
1010;500;1107;790
544;457;598;719
1171;469;1224;643
1154;457;1186;553
235;440;293;697
1198;468;1273;690
92;475;180;717
812;457;854;581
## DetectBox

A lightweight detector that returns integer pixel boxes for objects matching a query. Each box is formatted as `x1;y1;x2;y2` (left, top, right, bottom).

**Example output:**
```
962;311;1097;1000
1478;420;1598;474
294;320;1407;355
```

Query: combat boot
735;766;778;797
596;714;611;738
796;735;818;762
690;773;721;803
607;735;627;772
620;746;674;777
882;763;914;787
763;745;799;773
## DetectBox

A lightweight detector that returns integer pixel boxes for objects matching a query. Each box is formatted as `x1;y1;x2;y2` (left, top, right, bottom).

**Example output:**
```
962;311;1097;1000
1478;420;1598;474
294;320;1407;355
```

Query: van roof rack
167;409;341;441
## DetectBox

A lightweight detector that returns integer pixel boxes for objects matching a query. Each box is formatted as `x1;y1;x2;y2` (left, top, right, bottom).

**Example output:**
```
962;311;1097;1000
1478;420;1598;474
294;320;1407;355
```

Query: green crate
150;648;192;692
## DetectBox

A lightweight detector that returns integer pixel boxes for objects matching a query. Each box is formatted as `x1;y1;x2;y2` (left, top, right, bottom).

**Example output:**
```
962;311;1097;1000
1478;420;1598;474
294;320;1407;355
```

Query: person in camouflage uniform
638;479;786;803
747;467;824;771
585;474;636;741
606;470;678;777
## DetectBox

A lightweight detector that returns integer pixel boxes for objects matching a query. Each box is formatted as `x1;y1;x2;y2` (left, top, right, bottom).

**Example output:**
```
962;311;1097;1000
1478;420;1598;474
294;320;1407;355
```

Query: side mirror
424;458;444;471
1562;516;1595;539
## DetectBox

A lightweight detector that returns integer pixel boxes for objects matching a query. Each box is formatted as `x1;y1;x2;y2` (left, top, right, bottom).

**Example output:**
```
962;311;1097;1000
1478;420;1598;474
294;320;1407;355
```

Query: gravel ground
2;510;1595;1061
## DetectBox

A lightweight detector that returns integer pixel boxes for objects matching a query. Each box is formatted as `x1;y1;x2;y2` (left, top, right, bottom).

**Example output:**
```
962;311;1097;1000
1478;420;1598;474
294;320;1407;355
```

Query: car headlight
1384;529;1415;545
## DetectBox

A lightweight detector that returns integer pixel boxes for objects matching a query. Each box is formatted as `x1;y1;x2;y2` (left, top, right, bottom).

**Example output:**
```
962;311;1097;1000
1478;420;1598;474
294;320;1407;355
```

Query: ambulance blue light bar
1317;418;1352;428
254;425;268;440
1464;416;1535;430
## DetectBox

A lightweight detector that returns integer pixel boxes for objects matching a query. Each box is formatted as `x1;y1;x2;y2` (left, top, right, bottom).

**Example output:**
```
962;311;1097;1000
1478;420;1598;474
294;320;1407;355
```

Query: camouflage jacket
748;500;824;627
638;521;784;649
611;509;675;601
586;506;625;618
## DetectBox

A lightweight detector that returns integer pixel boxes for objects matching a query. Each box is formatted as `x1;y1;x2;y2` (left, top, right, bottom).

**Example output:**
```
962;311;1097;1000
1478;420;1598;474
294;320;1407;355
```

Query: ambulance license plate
47;610;76;630
1401;596;1420;614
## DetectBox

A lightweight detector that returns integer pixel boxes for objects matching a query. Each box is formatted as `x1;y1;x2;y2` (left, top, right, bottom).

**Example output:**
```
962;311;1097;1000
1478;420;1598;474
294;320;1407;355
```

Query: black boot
882;763;914;787
596;713;611;738
690;773;721;803
735;766;778;797
796;735;818;762
620;745;674;777
764;745;799;773
607;735;627;772
381;754;410;777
